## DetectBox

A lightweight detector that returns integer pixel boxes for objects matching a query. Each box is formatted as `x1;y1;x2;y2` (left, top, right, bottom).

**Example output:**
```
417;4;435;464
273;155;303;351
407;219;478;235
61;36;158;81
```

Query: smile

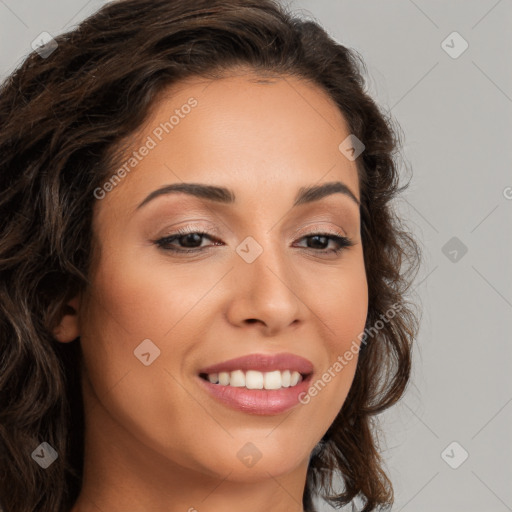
197;352;314;415
200;369;304;389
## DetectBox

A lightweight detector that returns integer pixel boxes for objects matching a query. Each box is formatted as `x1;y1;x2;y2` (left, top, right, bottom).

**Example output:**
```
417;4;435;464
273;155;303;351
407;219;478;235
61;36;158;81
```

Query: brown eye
295;233;354;254
155;230;221;252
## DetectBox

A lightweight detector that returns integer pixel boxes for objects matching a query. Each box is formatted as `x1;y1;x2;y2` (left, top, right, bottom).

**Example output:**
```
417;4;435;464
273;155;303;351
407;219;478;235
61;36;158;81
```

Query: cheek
78;241;217;394
85;246;198;338
321;252;368;347
78;251;210;462
304;254;368;417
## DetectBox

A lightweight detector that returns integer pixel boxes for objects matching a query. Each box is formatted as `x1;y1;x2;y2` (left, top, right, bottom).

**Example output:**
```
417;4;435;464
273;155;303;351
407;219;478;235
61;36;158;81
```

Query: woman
0;1;422;511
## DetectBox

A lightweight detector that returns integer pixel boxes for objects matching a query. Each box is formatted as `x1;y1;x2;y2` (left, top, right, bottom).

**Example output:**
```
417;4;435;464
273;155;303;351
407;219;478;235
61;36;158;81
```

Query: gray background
1;1;511;511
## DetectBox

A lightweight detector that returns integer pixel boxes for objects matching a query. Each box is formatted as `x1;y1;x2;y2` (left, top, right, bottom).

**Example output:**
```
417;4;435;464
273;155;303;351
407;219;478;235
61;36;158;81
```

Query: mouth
198;369;310;390
196;352;314;415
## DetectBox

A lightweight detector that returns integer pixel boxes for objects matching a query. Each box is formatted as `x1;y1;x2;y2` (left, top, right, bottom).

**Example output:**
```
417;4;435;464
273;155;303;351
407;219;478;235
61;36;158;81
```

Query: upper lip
198;352;314;376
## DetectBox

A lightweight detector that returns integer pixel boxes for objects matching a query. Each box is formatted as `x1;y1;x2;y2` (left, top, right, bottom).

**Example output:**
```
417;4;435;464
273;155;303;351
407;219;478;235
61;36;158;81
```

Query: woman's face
77;71;368;484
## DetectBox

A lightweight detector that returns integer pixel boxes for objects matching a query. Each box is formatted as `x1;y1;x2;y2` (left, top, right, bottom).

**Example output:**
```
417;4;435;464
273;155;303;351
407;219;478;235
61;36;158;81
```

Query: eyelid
156;222;222;238
156;222;348;242
290;222;348;239
153;220;355;258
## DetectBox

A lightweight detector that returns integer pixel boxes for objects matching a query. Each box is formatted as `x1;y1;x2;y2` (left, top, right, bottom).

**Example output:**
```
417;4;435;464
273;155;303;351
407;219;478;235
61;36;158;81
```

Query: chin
196;438;310;481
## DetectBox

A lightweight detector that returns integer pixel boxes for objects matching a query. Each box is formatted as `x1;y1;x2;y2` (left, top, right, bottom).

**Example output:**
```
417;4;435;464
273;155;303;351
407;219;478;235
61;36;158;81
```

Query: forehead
96;72;360;218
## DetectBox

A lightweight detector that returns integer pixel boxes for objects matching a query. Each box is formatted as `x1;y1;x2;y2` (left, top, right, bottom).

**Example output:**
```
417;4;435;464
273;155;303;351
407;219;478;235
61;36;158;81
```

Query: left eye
155;231;221;252
154;229;354;255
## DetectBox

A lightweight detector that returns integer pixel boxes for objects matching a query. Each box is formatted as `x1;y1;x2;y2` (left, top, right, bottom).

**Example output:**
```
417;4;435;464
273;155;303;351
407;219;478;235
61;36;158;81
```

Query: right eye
154;228;222;253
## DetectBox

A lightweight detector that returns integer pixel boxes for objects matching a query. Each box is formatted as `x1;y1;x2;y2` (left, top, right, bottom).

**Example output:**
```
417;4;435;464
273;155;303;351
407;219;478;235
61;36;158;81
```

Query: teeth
204;369;304;389
230;370;245;387
218;372;230;386
207;373;219;384
246;370;263;389
264;370;282;390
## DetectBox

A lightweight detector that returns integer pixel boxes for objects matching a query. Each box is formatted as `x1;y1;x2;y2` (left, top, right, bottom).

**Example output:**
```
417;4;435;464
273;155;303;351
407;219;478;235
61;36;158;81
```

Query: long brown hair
0;1;422;511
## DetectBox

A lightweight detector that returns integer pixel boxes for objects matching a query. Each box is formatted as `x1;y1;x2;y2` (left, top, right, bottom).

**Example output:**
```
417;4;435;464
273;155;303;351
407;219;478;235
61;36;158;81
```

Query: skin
55;68;368;512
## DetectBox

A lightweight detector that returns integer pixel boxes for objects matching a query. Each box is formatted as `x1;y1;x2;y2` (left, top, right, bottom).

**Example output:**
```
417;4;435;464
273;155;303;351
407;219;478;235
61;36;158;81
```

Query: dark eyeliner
153;228;354;255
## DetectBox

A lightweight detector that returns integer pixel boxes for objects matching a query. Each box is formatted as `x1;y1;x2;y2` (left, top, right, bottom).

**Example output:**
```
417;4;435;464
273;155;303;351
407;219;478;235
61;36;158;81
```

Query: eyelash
154;226;354;256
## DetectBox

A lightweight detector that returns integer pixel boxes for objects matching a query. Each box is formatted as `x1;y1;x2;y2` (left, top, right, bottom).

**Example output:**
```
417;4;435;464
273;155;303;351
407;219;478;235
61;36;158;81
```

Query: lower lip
196;374;313;415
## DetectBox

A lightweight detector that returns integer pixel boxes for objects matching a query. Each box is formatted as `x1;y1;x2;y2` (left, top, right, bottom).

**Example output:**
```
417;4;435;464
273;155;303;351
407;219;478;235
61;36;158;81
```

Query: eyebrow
136;180;360;210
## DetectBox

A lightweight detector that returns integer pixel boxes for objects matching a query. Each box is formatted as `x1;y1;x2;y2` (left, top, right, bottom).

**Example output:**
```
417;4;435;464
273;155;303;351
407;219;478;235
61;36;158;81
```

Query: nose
224;240;304;337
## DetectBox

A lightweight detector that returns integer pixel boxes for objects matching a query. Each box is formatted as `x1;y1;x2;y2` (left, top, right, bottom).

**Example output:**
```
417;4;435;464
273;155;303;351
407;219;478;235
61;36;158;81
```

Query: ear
53;295;81;343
